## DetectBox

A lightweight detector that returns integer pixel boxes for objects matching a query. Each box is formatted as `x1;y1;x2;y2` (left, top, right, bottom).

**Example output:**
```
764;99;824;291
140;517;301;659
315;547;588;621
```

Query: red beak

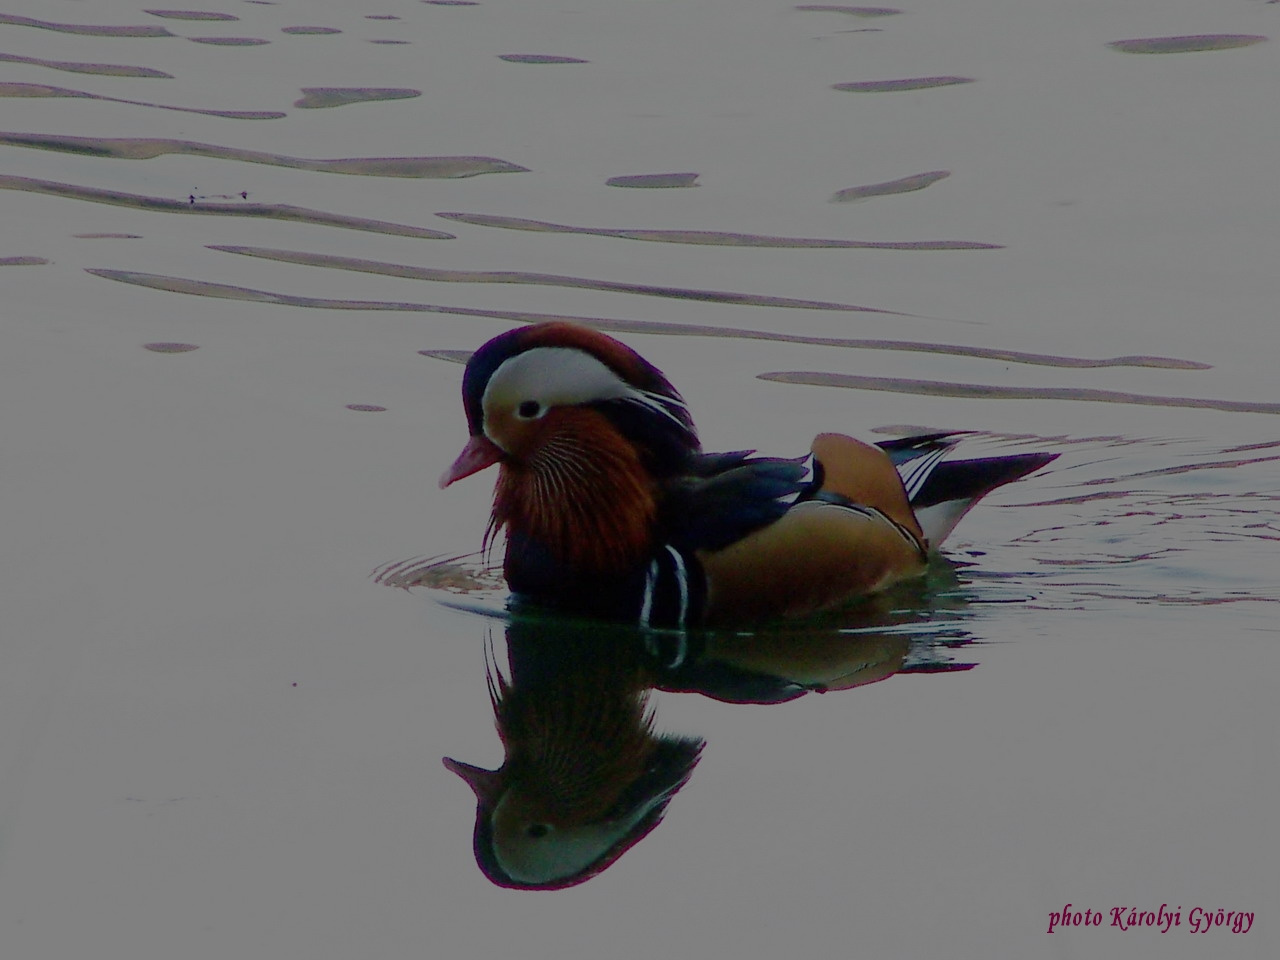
439;435;504;489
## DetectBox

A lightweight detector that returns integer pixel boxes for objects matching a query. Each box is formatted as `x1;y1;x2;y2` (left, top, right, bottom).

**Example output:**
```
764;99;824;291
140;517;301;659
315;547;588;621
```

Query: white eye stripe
483;346;689;429
483;347;631;416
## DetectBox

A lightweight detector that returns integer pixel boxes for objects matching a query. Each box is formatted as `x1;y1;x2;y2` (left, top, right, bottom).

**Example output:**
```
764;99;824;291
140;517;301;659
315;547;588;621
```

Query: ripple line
0;82;282;120
831;170;950;202
795;6;902;16
85;268;1205;370
0;13;173;36
0;175;454;238
1108;35;1267;54
605;172;699;188
758;372;1280;414
293;87;421;109
207;244;923;315
0;132;527;178
833;76;974;92
435;211;1000;250
0;51;172;77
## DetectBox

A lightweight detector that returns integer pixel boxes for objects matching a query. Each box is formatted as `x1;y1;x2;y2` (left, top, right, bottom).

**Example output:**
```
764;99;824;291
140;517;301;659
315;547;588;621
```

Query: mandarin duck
444;619;703;889
439;322;1056;628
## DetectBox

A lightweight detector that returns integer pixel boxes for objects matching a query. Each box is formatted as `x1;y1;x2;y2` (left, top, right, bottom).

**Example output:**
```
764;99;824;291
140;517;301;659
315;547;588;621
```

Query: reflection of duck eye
525;823;550;838
517;400;542;419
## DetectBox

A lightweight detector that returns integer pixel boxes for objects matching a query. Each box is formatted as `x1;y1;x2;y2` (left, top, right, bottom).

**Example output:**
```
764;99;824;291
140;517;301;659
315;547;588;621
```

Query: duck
439;321;1056;628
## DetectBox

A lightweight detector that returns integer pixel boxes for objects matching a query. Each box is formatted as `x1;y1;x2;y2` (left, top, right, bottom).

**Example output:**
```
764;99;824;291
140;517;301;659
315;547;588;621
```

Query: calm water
1;2;1276;958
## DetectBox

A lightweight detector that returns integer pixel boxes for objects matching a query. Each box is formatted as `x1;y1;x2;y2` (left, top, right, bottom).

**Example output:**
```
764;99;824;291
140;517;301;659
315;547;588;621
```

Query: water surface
1;2;1275;958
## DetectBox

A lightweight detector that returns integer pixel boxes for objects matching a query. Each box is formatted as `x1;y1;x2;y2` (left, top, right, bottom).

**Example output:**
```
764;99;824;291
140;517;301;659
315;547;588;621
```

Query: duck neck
491;419;659;587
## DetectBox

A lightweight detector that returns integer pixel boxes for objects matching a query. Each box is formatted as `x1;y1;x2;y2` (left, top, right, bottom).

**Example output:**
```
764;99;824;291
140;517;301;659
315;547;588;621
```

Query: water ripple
831;170;950;203
833;76;974;92
795;5;902;16
85;268;1205;370
145;10;239;21
497;54;589;64
436;211;1000;250
0;175;455;238
0;82;283;120
293;87;421;108
0;131;527;178
0;51;172;78
605;173;699;188
759;372;1279;414
0;13;173;37
206;244;922;315
1109;35;1267;54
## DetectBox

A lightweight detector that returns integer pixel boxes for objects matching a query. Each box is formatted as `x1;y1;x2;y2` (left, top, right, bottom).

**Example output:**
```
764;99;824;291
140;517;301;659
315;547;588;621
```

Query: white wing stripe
898;445;949;499
667;545;690;628
640;559;658;627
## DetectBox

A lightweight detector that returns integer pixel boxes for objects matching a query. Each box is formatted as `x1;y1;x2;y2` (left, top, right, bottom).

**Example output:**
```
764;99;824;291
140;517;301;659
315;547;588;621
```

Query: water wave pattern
292;87;421;108
921;432;1280;610
830;171;950;203
0;81;283;119
0;132;527;177
0;51;172;77
86;269;1206;372
497;54;589;64
204;244;922;315
605;172;699;188
758;372;1280;415
0;176;455;238
1108;35;1267;54
832;76;975;92
435;211;997;250
144;10;240;21
794;6;903;17
0;13;173;36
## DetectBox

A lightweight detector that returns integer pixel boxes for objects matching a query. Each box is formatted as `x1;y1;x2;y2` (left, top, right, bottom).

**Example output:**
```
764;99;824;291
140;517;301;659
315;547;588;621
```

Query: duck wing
906;451;1058;546
661;452;811;552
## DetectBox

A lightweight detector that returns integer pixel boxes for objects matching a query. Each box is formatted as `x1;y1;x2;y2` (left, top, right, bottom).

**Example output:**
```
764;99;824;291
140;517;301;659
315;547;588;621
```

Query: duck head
439;323;701;579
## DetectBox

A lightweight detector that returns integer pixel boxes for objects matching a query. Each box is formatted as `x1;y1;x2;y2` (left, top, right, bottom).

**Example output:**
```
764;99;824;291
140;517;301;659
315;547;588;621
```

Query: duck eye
516;400;543;420
525;823;550;839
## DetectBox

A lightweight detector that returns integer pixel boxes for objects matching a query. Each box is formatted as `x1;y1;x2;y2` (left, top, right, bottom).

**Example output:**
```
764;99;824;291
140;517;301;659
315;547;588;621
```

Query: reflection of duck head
444;621;703;889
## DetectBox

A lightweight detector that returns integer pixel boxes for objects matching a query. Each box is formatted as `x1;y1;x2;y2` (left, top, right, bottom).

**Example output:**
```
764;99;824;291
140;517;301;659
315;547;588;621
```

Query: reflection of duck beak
442;756;503;806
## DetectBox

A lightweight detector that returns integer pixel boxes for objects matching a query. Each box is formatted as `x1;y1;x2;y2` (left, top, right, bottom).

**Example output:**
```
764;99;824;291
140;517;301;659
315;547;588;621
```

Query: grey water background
1;2;1276;957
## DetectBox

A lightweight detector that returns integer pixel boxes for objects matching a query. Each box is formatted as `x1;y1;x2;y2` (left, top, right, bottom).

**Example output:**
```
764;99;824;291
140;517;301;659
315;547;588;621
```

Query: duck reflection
444;617;703;890
443;565;977;888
